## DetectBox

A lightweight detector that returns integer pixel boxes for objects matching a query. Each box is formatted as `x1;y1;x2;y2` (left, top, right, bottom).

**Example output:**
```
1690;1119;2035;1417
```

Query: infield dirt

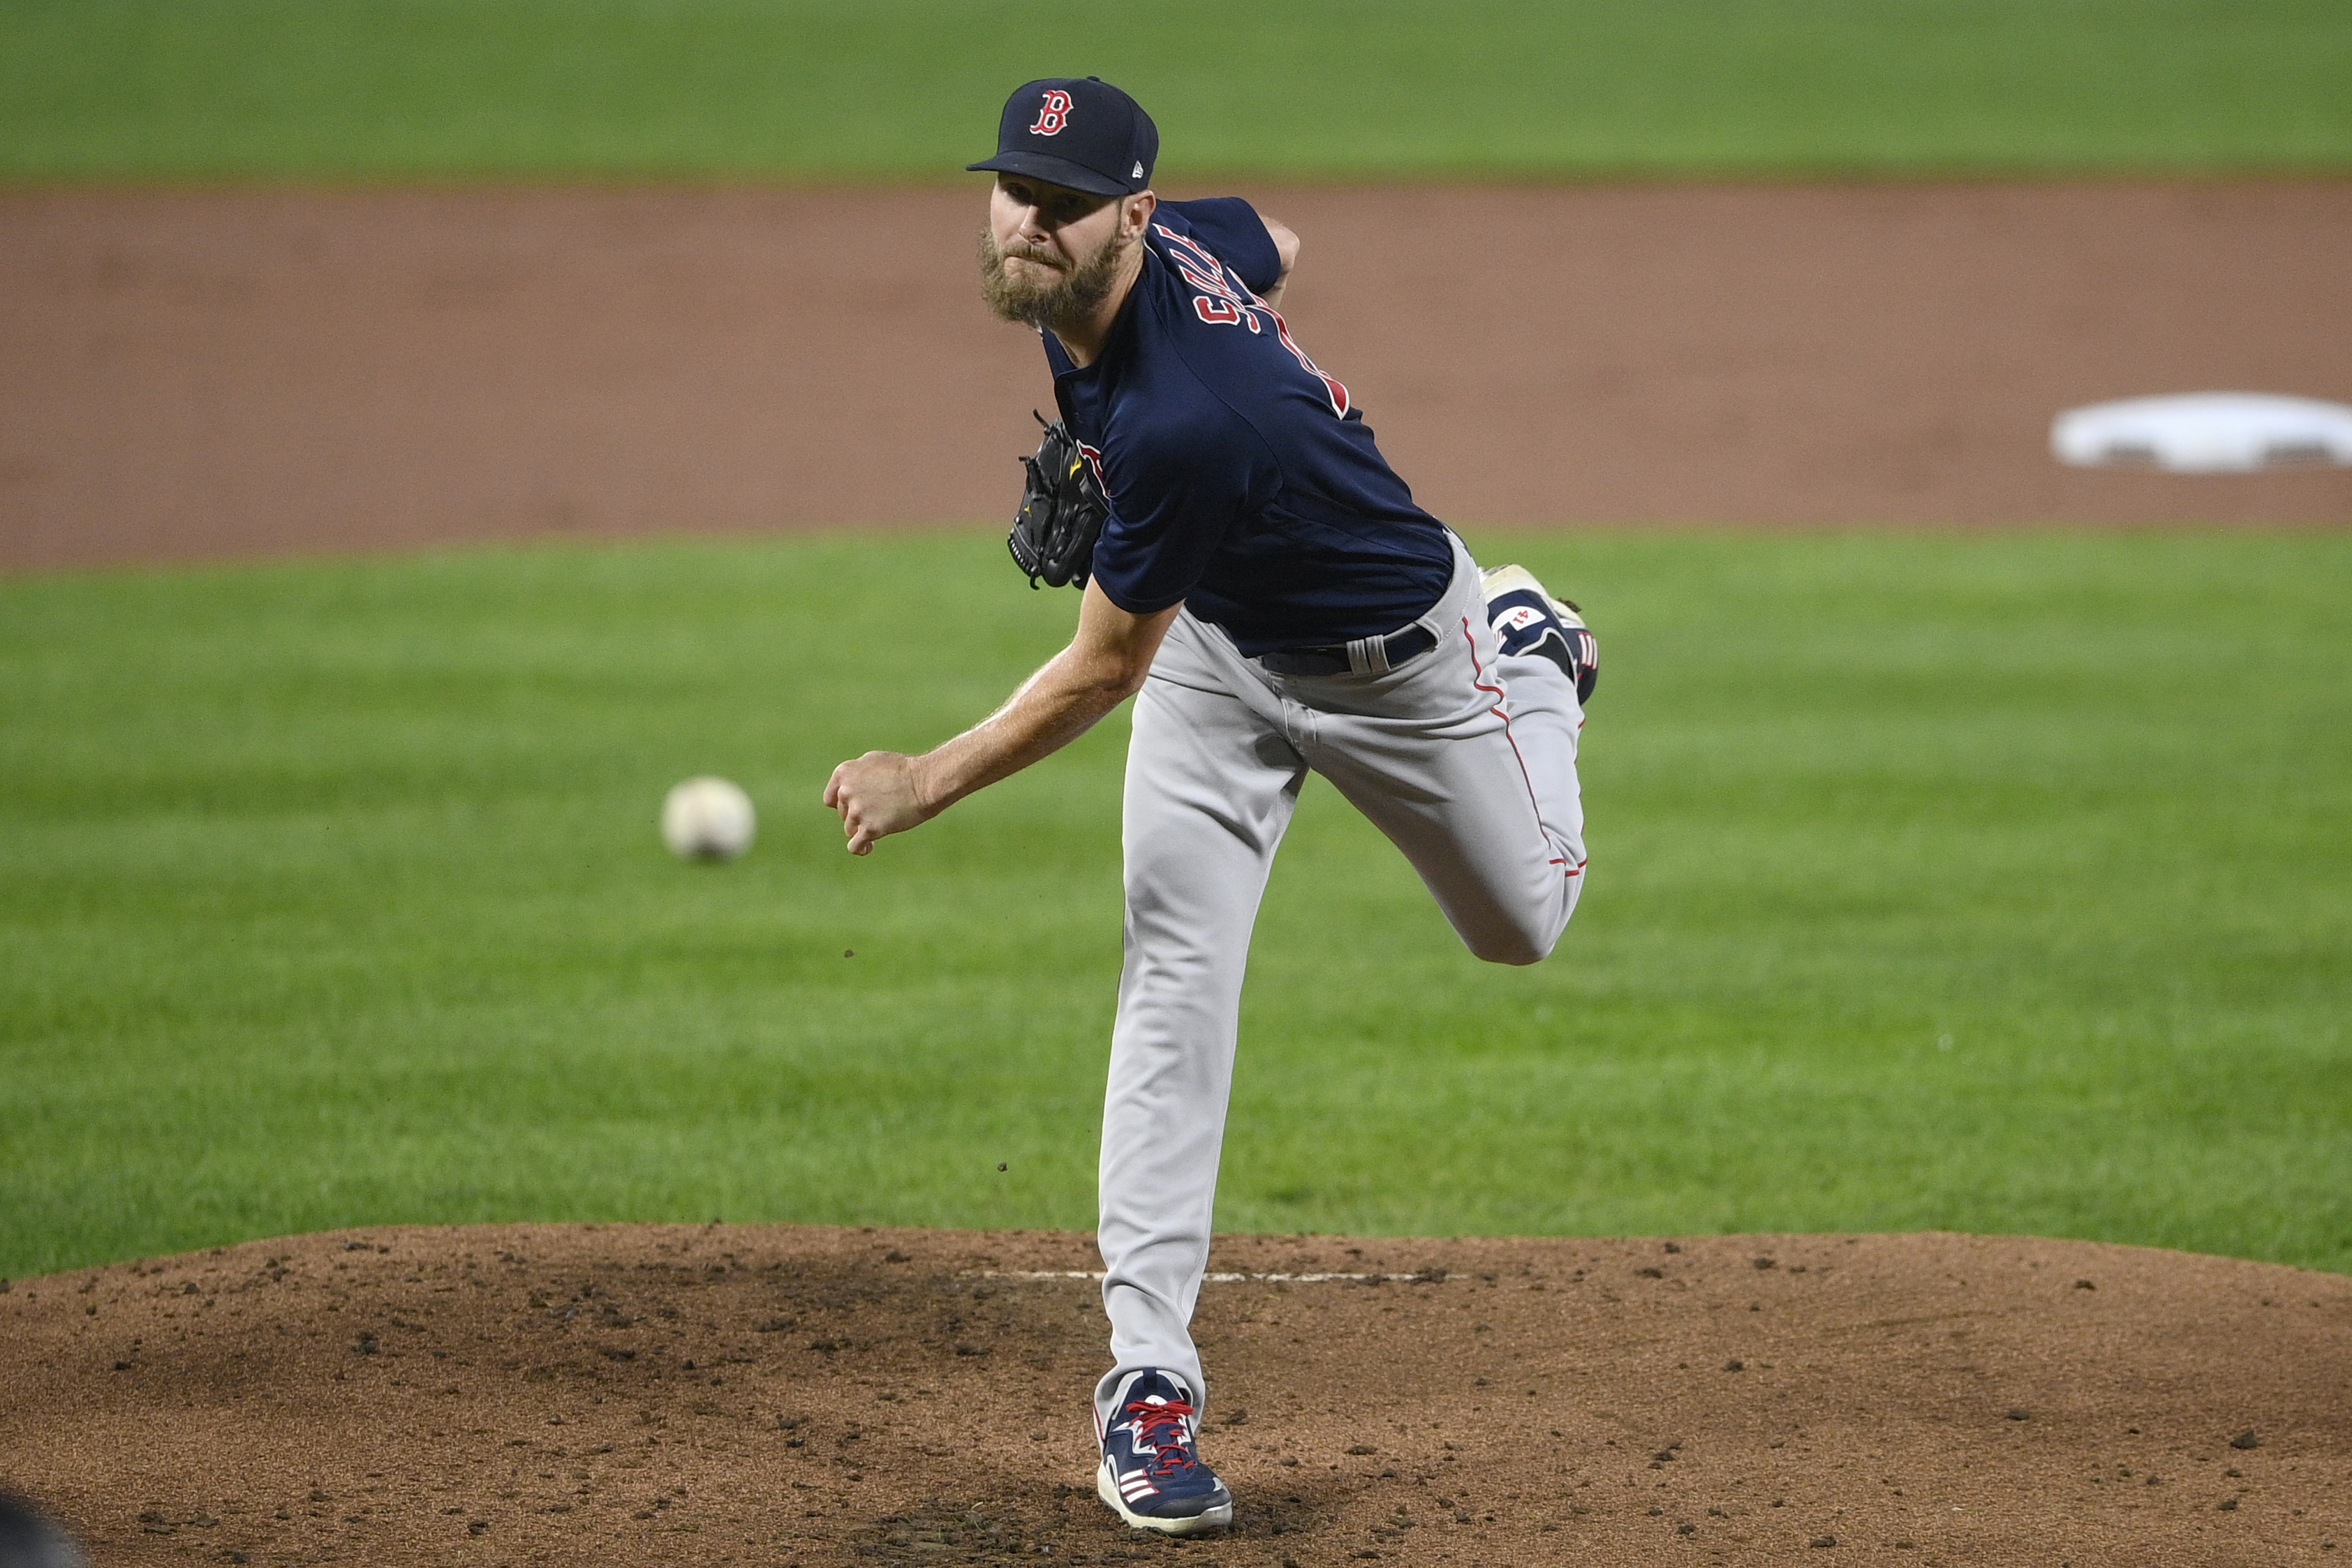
2;1224;2346;1566
4;182;2351;570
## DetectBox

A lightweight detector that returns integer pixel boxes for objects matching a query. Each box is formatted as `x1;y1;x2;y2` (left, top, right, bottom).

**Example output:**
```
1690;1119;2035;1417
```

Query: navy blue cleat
1095;1370;1233;1534
1481;563;1599;705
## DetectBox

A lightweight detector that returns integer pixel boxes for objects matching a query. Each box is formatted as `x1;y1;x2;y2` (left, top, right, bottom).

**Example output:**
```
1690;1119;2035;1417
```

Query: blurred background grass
4;531;2346;1279
5;0;2350;182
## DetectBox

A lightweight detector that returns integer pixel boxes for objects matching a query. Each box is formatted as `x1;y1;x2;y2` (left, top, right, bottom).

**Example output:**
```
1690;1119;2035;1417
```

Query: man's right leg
1096;613;1305;1435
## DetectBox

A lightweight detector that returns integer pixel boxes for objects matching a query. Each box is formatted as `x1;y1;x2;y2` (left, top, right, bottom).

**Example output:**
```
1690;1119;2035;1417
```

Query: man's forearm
827;585;1178;855
913;644;1140;814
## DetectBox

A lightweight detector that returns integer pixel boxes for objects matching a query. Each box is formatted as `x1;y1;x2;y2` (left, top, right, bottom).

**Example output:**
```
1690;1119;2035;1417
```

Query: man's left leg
1295;537;1592;967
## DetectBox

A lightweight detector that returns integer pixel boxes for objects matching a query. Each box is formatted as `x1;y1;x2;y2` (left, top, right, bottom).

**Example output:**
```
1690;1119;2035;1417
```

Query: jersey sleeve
1088;403;1280;615
1158;198;1283;298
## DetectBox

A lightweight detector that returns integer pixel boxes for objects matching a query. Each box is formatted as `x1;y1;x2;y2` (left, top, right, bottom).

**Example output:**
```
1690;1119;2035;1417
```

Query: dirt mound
1;1225;2344;1565
6;183;2350;571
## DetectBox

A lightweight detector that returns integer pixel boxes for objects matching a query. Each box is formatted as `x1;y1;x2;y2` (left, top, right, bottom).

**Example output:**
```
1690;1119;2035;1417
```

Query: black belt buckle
1261;623;1436;677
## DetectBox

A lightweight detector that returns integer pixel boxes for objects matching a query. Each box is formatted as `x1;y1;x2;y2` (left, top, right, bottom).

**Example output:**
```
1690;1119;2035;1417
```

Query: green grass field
3;530;2346;1280
6;0;2349;182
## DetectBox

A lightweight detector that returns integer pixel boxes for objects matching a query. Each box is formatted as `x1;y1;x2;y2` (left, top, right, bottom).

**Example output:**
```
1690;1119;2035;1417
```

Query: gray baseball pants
1093;534;1587;1428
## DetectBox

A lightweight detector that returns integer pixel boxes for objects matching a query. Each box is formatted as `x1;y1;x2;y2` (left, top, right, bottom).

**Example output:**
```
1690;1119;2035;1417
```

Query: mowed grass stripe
4;0;2349;181
1;529;2346;1279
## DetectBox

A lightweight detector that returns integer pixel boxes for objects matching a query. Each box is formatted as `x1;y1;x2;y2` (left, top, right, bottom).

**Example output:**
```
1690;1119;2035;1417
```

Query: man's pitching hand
824;751;933;855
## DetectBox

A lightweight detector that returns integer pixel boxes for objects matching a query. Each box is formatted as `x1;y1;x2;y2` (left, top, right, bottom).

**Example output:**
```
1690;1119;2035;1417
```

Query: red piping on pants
1460;616;1584;875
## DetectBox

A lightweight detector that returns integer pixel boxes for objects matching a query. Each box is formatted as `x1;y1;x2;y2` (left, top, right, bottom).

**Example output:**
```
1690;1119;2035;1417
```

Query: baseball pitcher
827;76;1597;1535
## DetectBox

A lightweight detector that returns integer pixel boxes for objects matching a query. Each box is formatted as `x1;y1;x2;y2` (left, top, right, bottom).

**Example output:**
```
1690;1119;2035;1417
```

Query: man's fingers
838;791;876;853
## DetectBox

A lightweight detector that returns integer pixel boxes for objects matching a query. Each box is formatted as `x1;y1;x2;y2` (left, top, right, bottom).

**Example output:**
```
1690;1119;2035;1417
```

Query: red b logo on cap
1028;89;1073;137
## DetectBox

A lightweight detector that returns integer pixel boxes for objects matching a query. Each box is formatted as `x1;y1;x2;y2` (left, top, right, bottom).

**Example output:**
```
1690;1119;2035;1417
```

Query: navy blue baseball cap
968;77;1157;198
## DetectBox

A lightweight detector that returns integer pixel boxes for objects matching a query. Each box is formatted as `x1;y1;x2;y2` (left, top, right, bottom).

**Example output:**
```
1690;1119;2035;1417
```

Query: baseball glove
1008;411;1107;590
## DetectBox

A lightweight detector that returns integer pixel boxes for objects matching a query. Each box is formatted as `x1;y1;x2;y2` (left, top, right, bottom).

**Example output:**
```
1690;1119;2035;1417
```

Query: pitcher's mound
1;1226;2344;1565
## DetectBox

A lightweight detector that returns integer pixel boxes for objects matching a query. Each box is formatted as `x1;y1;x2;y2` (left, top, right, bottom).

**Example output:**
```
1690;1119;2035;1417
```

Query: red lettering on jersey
1269;310;1351;417
1028;90;1072;137
1155;221;1350;416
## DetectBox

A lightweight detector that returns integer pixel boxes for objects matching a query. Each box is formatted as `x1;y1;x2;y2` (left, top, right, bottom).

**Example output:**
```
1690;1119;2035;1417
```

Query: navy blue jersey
1042;197;1452;656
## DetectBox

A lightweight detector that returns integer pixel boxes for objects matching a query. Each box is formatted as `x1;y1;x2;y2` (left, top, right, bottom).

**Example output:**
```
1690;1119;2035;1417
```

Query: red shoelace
1123;1398;1200;1476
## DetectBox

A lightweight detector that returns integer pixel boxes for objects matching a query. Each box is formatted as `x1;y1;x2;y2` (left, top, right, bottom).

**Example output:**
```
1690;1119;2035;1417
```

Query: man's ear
1125;191;1157;236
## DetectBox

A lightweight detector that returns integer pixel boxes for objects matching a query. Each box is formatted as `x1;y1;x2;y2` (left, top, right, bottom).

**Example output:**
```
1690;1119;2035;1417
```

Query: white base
2051;392;2352;472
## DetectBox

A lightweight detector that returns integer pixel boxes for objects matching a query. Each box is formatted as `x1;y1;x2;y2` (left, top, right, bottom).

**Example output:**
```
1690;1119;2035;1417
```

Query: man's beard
980;225;1126;335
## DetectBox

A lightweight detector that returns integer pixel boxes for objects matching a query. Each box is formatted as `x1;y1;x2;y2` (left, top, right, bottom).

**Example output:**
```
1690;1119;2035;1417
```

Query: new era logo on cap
969;76;1159;198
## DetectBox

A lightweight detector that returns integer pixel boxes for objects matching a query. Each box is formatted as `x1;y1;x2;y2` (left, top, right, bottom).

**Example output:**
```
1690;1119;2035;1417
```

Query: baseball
660;776;756;861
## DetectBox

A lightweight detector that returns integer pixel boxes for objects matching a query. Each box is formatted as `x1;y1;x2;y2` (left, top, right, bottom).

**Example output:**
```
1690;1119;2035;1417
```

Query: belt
1258;623;1438;678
